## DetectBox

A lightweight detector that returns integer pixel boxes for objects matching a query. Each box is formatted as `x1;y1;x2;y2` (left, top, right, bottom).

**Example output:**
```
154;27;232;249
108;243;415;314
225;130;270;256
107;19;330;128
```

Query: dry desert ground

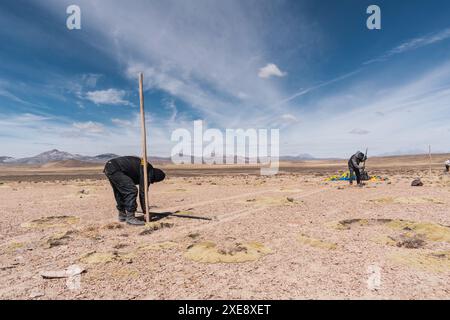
0;156;449;299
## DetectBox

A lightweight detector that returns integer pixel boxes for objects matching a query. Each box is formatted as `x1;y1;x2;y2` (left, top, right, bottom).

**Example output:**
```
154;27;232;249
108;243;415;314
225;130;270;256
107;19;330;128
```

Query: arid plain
1;155;449;299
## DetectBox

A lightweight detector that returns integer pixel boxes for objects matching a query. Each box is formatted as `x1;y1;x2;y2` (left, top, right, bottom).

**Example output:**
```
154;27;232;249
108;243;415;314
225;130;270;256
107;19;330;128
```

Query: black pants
446;165;449;172
104;165;138;213
349;166;361;184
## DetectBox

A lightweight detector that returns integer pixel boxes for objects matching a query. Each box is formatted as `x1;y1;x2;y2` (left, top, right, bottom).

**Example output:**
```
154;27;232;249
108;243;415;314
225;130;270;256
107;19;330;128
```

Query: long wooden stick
139;73;150;223
429;145;432;179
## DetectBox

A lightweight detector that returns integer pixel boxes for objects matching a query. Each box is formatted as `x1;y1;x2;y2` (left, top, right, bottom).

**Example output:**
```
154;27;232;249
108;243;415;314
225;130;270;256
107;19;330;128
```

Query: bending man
104;156;166;226
348;151;367;186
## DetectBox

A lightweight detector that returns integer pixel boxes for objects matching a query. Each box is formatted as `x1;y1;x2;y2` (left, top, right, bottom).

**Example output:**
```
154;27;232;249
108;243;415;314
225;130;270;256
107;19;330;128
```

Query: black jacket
105;156;154;212
348;152;366;170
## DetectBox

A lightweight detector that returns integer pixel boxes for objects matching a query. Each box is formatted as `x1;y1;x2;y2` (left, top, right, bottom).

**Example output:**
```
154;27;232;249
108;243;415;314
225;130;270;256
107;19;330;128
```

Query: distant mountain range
0;156;14;163
280;154;315;161
0;149;120;165
1;150;318;165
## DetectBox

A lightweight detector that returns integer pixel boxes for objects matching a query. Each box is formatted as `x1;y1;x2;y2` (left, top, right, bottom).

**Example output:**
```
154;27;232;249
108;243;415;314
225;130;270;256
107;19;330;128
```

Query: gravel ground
0;169;449;300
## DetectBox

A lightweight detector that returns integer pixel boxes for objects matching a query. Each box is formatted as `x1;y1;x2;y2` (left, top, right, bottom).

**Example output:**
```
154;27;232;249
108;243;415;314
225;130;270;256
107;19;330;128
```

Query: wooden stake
429;145;432;179
139;73;150;223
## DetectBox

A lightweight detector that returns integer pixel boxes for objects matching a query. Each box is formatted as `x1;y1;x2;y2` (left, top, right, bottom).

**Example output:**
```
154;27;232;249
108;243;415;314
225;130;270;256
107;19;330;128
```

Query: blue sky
1;0;450;158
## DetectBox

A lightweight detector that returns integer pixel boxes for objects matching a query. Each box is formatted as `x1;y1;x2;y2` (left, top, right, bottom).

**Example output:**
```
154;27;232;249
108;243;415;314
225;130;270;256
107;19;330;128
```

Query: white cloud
112;118;134;127
81;74;102;88
73;121;105;133
349;128;370;135
258;63;287;79
280;114;298;122
85;89;131;106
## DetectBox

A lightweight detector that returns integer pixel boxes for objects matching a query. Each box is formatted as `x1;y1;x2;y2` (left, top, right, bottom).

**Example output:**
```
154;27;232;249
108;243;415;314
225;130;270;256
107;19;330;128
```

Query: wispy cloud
111;118;134;127
280;114;299;123
280;61;450;157
274;69;361;107
73;121;105;133
81;74;102;88
364;27;450;65
39;0;318;129
85;89;131;106
349;128;370;135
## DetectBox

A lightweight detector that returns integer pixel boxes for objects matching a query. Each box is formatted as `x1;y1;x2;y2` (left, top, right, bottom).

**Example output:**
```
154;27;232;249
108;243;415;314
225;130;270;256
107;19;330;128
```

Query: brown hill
40;160;99;168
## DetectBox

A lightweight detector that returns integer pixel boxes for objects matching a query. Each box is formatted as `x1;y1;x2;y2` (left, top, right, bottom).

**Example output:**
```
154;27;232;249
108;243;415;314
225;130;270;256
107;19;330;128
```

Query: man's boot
118;210;127;222
125;211;145;226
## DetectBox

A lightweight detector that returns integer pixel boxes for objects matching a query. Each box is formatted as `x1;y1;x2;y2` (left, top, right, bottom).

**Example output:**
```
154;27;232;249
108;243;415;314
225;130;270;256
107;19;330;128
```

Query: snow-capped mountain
4;149;120;165
0;156;14;163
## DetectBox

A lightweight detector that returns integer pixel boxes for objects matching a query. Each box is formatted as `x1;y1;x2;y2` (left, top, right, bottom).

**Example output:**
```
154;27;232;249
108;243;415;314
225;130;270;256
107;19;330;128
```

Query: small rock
29;289;45;299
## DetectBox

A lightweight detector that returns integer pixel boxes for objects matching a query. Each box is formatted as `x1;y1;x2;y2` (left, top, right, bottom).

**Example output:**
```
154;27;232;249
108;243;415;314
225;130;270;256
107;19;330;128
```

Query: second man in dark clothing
104;156;166;226
348;151;367;186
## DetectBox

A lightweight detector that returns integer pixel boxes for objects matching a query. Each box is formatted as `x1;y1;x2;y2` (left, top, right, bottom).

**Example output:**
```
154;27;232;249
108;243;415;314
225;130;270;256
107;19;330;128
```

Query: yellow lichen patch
79;251;134;264
175;210;195;215
43;230;77;248
335;218;450;244
78;225;102;240
137;241;178;251
386;220;450;243
21;216;79;229
331;219;375;230
297;234;337;250
372;235;398;247
103;222;124;230
185;241;271;263
3;242;25;253
139;222;174;235
367;197;445;205
390;251;450;273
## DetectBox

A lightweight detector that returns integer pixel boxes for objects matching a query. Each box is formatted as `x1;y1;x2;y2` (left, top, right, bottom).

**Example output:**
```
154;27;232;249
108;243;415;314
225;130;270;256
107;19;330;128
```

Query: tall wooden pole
428;145;432;179
139;73;150;223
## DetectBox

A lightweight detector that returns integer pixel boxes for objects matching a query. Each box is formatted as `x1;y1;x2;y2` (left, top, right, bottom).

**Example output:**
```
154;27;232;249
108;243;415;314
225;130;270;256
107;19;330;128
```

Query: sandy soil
0;161;449;300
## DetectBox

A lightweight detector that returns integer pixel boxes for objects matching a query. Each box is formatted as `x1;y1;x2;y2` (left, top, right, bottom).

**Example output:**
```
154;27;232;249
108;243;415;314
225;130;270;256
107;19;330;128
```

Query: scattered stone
286;197;294;203
44;230;76;248
40;265;86;279
395;234;426;249
113;243;128;249
188;232;200;239
411;178;423;187
79;251;132;264
29;289;45;299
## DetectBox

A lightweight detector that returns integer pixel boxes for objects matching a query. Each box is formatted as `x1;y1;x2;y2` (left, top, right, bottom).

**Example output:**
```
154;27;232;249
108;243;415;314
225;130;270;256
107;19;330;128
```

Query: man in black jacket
104;156;166;226
348;151;367;186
